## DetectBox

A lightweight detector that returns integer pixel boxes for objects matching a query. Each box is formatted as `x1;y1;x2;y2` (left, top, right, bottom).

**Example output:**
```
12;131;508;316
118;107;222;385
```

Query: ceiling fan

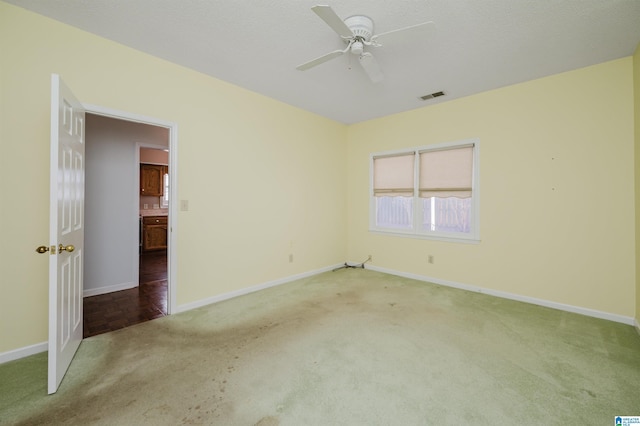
296;5;435;83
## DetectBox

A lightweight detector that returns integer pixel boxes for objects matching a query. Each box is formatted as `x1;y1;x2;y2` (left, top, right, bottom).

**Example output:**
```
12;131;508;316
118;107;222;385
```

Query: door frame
84;104;178;314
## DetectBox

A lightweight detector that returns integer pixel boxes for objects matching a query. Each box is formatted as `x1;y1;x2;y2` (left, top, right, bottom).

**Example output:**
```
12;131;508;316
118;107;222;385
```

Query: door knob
36;245;51;254
59;244;75;253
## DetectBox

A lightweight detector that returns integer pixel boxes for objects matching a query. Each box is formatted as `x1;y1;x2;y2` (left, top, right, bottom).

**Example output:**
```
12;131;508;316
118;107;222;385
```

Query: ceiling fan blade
359;52;384;83
296;49;346;71
371;21;436;45
312;5;354;38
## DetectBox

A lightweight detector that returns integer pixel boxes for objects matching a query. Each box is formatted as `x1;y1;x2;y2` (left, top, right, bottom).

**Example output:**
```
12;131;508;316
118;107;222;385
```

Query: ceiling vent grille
419;91;445;101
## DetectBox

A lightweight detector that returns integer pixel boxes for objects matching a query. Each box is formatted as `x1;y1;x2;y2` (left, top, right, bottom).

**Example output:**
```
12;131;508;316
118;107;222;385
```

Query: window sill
369;228;481;244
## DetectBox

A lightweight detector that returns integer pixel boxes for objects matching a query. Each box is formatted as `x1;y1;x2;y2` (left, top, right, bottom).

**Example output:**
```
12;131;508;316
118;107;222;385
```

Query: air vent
419;91;445;101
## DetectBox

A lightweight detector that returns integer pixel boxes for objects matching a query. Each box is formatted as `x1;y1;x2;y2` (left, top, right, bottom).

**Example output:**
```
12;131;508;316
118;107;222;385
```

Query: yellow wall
634;43;640;328
0;3;347;353
347;58;635;318
1;1;637;356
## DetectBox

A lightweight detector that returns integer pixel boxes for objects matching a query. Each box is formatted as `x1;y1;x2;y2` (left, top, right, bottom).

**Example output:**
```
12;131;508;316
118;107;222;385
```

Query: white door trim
84;104;178;314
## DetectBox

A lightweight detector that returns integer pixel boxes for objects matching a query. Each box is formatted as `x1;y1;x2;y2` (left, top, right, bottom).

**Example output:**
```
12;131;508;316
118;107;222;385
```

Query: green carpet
1;269;639;425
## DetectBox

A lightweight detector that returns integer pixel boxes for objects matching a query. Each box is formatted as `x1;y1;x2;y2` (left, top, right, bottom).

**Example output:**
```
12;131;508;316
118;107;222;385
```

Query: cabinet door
143;224;167;251
140;164;164;196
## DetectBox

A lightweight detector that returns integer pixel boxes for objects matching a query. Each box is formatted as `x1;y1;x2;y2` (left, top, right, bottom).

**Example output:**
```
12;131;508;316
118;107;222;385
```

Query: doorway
81;109;176;337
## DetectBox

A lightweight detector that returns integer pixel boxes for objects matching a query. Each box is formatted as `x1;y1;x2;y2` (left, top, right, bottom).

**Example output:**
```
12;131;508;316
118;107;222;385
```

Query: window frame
369;138;480;243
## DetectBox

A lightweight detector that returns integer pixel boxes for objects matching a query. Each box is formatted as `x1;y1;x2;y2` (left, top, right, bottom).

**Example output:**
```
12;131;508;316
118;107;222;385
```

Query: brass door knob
59;244;75;253
35;245;50;254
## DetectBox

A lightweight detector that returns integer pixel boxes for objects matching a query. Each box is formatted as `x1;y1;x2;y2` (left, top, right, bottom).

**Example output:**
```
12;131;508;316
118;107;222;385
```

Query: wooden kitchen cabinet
142;216;168;251
140;164;164;196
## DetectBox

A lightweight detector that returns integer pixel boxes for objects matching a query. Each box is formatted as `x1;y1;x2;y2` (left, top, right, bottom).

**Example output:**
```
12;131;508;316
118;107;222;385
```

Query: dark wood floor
83;251;167;338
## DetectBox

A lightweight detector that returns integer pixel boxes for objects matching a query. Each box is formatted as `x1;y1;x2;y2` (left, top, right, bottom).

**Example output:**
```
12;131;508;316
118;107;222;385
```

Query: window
161;169;169;208
370;139;479;242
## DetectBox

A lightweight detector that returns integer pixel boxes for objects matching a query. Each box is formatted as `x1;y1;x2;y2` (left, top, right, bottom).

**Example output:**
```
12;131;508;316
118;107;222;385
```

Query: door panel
48;74;85;394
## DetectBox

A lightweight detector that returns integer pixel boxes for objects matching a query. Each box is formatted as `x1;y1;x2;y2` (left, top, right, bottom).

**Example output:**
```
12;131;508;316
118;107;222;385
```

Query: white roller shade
373;153;415;197
419;145;473;198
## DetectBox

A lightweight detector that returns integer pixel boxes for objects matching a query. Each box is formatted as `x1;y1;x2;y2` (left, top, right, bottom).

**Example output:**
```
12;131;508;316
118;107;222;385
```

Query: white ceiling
7;0;640;124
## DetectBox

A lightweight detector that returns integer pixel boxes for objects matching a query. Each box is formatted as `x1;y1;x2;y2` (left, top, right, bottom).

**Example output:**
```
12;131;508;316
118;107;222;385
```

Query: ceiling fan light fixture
351;41;364;55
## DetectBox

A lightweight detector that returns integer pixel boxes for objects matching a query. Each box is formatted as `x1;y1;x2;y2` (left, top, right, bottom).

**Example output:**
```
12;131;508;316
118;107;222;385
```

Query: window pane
376;196;413;229
421;197;471;233
161;173;169;208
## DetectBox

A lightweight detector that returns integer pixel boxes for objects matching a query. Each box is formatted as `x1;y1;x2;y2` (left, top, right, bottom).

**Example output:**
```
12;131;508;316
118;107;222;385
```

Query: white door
48;74;85;394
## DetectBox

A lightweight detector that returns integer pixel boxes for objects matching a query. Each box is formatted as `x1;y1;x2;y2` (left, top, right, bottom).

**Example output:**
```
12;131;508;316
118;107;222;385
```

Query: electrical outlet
289;254;293;263
428;255;434;264
180;200;189;211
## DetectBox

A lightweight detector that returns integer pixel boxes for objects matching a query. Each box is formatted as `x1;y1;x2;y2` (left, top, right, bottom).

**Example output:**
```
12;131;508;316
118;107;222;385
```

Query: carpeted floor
1;269;639;425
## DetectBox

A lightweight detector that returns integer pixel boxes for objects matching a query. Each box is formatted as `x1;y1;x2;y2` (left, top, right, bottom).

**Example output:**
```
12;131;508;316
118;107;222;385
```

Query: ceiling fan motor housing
344;15;374;41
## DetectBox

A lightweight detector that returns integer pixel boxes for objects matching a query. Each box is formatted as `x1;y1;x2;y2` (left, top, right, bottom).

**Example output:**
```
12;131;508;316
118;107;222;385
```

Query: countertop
140;209;168;217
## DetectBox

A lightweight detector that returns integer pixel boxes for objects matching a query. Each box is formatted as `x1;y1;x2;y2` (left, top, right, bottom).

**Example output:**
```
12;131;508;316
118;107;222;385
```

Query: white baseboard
1;265;341;364
83;281;138;298
365;264;636;326
176;263;343;314
0;341;47;365
5;263;635;365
